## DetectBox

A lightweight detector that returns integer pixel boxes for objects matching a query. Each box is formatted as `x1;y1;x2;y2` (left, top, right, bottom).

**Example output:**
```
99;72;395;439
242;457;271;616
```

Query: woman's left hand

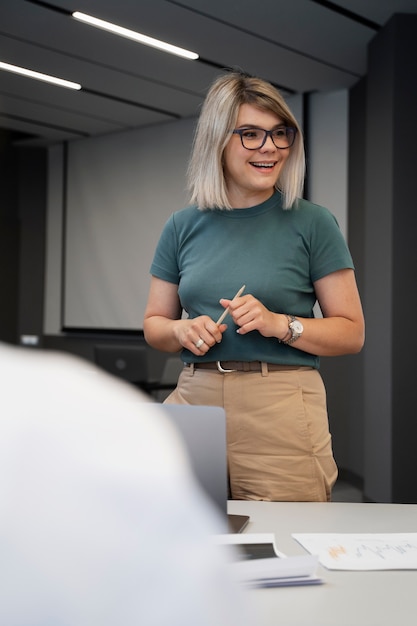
219;294;284;338
220;269;365;356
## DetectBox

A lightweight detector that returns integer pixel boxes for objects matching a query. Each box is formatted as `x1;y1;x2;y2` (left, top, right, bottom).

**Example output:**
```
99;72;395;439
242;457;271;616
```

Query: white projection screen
63;118;195;330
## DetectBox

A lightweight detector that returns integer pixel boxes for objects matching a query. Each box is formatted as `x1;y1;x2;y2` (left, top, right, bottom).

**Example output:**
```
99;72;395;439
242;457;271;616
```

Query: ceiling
1;0;416;146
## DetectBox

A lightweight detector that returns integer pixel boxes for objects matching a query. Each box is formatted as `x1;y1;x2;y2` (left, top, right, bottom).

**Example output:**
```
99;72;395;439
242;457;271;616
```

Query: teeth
252;162;274;168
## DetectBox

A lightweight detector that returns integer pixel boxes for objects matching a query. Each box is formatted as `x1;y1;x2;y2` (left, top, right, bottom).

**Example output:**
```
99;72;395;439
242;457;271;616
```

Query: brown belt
186;361;303;373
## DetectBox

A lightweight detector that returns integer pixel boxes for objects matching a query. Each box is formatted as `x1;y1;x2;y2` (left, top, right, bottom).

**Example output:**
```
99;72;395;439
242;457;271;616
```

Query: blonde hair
187;72;305;210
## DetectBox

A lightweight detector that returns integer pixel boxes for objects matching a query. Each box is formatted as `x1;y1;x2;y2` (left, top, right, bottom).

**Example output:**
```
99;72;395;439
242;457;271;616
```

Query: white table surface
228;500;417;626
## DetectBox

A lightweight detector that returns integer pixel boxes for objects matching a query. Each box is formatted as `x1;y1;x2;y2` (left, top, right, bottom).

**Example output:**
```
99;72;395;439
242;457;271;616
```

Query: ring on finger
195;338;204;349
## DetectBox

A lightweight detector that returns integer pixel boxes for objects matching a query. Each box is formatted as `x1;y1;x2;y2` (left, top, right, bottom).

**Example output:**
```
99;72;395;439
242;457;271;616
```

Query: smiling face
223;103;290;208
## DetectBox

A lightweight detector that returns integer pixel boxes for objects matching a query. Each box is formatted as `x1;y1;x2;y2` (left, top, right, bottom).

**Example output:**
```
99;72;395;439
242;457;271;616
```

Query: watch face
291;320;304;334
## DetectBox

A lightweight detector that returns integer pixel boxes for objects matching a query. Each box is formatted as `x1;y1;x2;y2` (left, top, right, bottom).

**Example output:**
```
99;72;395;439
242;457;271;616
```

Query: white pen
216;285;246;325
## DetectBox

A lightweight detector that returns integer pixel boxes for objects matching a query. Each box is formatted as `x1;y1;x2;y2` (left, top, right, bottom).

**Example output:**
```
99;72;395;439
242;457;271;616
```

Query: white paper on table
229;553;322;587
213;533;286;558
213;533;323;587
292;533;417;570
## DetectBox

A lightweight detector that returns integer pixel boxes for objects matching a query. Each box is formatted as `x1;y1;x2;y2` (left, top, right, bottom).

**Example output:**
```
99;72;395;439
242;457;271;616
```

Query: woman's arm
221;269;365;357
143;276;226;355
294;268;364;356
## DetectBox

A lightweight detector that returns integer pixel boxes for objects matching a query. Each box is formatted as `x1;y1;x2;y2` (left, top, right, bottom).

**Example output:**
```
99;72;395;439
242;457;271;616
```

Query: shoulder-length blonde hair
187;72;305;210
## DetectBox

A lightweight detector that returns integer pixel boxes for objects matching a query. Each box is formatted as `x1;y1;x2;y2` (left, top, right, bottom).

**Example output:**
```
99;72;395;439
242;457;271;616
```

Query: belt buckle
216;361;236;373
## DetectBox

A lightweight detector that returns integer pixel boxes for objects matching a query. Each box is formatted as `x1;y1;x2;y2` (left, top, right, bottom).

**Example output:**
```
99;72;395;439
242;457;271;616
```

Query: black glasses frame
232;126;297;150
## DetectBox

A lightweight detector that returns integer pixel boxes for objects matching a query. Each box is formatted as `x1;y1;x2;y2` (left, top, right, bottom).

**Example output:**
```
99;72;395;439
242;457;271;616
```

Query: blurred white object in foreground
0;343;252;626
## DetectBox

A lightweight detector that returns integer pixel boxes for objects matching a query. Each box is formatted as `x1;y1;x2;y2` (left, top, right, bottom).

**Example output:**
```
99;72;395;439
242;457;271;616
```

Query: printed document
293;533;417;570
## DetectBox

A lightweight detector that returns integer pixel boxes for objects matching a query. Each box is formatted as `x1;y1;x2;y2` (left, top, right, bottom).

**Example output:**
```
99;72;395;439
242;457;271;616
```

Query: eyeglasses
232;126;297;150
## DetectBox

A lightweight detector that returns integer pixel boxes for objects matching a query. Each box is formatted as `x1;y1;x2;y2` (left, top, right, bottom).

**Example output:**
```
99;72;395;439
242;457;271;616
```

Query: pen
216;284;246;325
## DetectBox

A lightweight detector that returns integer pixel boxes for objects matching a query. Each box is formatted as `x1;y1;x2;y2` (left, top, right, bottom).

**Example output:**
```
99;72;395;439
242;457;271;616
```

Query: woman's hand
144;277;227;354
174;316;227;355
220;294;285;338
220;268;365;356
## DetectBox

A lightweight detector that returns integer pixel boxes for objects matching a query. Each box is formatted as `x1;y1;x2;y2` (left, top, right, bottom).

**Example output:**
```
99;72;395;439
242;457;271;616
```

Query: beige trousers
164;364;338;502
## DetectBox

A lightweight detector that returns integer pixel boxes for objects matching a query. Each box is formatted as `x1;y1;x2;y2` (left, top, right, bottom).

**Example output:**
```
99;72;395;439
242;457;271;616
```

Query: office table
228;500;417;626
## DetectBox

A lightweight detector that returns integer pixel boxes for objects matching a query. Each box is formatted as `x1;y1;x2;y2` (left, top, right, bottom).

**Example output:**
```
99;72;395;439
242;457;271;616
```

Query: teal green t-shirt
150;192;354;368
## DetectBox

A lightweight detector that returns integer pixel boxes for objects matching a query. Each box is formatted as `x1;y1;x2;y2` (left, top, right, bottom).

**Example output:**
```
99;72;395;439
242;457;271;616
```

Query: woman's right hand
144;277;227;354
174;316;227;355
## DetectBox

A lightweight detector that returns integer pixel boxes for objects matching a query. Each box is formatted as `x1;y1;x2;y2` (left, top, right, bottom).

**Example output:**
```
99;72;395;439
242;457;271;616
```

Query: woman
143;71;365;502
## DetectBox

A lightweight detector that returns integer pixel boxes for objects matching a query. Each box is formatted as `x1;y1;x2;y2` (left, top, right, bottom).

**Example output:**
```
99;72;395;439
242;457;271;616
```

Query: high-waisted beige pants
164;364;338;502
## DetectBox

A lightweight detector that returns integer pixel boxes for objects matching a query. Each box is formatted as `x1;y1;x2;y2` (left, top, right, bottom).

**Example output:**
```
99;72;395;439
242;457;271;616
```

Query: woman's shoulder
169;204;215;231
171;203;201;222
290;197;340;226
294;197;332;214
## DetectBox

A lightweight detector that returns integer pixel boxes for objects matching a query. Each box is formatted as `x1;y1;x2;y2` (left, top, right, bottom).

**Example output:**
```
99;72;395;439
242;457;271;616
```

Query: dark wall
390;18;417;503
0;133;48;347
356;14;417;502
0;131;20;344
17;146;47;344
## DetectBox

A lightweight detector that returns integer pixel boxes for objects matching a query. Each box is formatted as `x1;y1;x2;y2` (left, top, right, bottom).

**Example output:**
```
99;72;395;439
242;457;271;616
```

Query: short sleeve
308;206;354;282
150;214;180;285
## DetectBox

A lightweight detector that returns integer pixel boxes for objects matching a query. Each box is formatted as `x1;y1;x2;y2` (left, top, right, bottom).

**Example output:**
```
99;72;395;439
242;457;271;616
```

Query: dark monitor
94;344;148;384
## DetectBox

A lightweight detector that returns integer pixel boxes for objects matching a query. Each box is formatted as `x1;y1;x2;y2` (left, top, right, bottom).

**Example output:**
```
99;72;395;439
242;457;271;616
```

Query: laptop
160;404;249;534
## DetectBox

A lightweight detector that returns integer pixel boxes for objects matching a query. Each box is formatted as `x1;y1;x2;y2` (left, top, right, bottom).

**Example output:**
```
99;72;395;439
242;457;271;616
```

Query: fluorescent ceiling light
72;11;199;60
0;61;81;90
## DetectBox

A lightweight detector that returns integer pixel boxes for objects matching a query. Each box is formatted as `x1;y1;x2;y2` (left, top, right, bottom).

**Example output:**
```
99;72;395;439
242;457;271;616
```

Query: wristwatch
283;315;304;345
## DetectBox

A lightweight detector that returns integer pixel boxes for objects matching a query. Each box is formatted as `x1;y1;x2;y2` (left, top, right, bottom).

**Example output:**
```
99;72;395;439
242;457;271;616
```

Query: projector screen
63;118;195;330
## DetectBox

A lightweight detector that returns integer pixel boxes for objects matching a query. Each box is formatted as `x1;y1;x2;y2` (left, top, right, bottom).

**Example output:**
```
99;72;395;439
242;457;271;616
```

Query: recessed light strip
72;11;199;60
0;61;81;90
